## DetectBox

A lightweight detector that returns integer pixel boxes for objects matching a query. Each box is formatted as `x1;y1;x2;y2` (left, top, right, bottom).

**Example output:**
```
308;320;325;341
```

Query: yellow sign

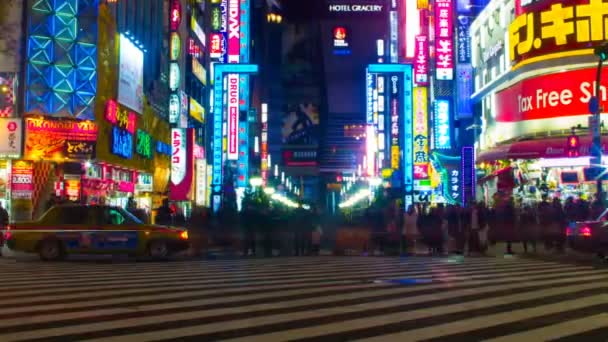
417;0;428;10
192;58;207;85
391;146;400;169
412;87;428;165
510;0;608;63
189;97;205;123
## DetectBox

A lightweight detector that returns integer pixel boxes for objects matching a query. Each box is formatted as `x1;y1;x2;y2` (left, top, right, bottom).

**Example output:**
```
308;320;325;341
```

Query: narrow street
0;256;605;341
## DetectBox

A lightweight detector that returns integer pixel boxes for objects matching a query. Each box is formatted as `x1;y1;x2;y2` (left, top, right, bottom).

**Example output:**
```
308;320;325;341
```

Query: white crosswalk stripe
0;256;604;342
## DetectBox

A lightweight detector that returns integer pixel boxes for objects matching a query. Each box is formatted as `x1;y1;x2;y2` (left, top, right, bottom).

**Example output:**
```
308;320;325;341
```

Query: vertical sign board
369;64;413;207
239;0;250;111
389;11;398;63
261;103;269;185
413;87;429;182
366;71;375;125
212;72;225;198
236;122;249;188
227;74;240;160
434;99;452;150
456;63;473;119
414;35;429;86
170;129;195;201
456;15;471;64
446;163;462;205
461;146;475;205
434;0;454;80
388;74;400;170
226;0;240;161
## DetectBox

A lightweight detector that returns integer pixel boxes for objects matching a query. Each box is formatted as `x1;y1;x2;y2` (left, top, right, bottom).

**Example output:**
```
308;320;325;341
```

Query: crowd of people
399;196;605;256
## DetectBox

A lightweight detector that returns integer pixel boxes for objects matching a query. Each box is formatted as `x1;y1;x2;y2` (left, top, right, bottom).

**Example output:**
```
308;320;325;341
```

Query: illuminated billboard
434;99;452;150
368;64;413;207
413;87;429;176
509;0;607;64
434;0;454;80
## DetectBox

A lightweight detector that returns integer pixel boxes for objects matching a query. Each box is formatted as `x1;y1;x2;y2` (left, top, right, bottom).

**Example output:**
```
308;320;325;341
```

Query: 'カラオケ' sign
495;66;608;122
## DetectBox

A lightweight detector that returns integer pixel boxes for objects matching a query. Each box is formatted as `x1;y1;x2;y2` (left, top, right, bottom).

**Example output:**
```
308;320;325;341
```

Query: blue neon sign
434;99;452;150
367;64;413;207
111;126;133;159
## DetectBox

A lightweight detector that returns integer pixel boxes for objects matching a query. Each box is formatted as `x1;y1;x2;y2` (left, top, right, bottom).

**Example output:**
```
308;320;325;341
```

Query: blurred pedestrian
520;205;538;253
155;198;173;225
402;204;419;255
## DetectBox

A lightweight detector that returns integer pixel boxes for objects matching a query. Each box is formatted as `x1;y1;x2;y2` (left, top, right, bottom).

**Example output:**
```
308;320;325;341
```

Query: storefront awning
477;136;608;163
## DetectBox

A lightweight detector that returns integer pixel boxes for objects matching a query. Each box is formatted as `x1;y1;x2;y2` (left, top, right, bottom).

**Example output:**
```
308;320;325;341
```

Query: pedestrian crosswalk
0;256;605;341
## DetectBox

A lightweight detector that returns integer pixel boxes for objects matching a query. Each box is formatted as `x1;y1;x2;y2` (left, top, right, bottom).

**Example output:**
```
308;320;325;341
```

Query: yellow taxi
3;204;189;261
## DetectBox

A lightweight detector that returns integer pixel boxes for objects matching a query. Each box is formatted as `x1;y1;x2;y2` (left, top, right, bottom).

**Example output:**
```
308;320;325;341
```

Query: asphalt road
0;255;606;341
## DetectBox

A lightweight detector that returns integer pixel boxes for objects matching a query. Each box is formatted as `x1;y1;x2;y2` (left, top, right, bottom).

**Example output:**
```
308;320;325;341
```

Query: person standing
402;205;419;255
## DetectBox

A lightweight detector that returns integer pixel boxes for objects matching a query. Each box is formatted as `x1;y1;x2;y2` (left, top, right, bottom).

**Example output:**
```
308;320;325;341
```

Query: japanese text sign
434;0;454;80
413;87;429;168
509;0;608;64
414;35;429;85
434;99;451;149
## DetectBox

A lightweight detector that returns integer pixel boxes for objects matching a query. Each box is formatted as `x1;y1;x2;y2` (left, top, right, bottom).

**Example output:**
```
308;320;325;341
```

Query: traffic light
567;135;580;157
595;42;608;61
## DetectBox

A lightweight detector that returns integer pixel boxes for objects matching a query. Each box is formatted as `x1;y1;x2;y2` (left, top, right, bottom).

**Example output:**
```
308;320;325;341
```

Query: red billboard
495;67;608;123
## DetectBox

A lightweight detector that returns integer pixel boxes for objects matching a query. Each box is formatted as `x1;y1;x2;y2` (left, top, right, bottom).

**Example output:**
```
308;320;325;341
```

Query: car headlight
180;231;189;240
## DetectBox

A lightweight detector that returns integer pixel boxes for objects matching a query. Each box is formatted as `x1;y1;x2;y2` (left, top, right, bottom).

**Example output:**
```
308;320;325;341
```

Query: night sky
282;0;326;22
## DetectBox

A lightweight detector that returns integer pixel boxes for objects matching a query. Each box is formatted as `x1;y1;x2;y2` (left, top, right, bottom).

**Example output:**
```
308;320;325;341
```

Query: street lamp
250;177;263;188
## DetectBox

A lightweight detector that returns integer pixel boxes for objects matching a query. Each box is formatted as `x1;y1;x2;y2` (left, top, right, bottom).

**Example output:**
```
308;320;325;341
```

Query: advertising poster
24;116;98;160
282;105;320;142
117;35;144;114
11;160;33;200
0;118;21;158
282;104;320;167
413;35;429;85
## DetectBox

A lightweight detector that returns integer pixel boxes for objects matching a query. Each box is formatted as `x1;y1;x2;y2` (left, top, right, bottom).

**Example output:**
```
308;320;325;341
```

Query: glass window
42;207;96;225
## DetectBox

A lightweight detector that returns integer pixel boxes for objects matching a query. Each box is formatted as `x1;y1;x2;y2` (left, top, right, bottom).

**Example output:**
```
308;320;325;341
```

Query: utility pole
592;43;608;204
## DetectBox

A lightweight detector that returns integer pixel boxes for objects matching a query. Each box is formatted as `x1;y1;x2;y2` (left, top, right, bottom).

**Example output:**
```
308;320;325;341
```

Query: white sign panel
195;159;207;206
0;118;21;158
171;128;187;185
118;35;144;114
227;74;239;160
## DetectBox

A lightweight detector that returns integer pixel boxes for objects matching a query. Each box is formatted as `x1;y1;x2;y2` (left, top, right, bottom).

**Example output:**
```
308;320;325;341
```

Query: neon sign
414;35;429;85
211;6;222;31
170;0;182;31
170;32;181;61
413;87;429;165
136;129;152;159
105;99;136;134
509;1;608;64
156;141;171;156
434;99;451;149
227;0;240;63
434;0;454;80
112;126;133;159
227;74;239;160
169;63;180;91
169;93;180;124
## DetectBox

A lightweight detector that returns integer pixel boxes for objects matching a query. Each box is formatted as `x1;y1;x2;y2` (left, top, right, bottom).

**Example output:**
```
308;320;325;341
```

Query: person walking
520;205;538;253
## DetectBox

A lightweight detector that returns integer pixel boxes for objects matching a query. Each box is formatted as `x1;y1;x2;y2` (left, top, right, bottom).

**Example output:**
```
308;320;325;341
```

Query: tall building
13;0;172;219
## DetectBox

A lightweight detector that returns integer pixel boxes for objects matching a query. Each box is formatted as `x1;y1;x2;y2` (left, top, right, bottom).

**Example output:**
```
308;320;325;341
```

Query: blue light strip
401;66;414;208
239;0;250;112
